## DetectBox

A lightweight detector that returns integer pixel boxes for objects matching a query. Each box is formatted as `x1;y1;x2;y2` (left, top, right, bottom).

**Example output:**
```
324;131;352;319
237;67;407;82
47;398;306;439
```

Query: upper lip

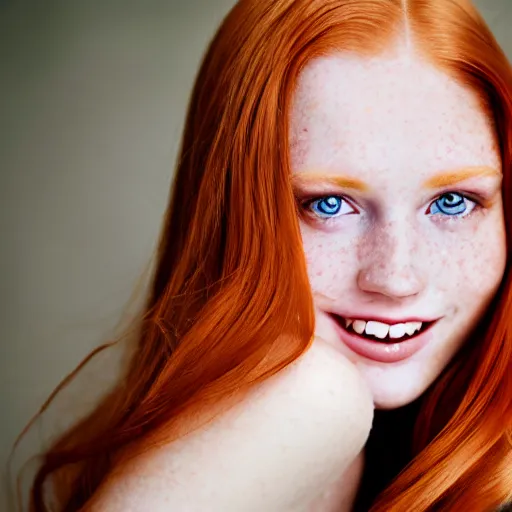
329;312;441;325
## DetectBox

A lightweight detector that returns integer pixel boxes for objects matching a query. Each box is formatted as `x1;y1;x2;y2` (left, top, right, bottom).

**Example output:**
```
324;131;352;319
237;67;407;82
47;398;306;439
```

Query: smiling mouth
331;314;436;343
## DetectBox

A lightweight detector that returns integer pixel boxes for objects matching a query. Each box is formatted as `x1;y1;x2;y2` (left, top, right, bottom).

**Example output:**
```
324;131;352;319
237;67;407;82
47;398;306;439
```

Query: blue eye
429;192;475;217
307;196;356;219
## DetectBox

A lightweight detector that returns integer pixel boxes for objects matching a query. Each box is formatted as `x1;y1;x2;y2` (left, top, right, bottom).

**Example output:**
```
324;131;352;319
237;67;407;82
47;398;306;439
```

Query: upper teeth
345;319;422;339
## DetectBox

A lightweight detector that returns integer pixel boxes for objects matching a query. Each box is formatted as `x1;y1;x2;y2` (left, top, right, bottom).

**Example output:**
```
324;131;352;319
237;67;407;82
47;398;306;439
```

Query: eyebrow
291;173;369;191
422;166;501;189
292;166;501;192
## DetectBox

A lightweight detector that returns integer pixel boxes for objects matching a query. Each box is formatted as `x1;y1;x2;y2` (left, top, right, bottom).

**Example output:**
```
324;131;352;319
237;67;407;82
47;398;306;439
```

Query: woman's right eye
304;195;358;219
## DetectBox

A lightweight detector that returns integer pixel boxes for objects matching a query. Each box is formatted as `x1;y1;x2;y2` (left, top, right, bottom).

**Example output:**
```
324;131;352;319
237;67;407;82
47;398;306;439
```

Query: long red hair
16;0;512;510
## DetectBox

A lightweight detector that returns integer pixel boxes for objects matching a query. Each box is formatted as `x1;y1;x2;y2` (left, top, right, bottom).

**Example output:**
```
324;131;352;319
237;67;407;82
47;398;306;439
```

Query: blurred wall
0;0;510;509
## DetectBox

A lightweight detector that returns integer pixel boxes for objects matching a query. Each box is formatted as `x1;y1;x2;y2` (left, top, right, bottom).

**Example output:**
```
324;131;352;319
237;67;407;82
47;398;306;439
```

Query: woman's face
290;50;507;409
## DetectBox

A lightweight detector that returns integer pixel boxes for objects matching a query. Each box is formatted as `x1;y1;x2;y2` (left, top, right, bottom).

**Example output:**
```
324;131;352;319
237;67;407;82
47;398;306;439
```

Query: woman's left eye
427;192;477;218
305;195;357;219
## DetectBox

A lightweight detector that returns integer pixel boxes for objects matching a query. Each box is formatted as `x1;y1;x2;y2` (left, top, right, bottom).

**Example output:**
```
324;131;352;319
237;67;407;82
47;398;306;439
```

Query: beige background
1;0;511;510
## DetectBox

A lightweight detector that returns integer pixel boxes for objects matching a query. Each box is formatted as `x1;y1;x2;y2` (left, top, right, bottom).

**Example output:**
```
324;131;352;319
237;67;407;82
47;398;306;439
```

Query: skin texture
87;342;373;511
290;48;507;409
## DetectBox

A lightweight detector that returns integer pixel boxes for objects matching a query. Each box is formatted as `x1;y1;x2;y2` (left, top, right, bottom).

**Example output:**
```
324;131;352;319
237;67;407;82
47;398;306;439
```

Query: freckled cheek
301;229;358;294
456;231;506;297
416;236;455;293
427;228;506;299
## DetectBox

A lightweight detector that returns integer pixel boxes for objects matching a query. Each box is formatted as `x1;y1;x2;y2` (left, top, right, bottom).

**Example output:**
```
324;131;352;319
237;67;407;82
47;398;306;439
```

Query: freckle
303;127;308;133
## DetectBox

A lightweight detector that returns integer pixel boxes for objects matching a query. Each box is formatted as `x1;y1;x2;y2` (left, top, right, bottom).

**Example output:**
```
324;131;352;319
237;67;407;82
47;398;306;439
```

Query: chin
368;383;424;410
353;359;440;410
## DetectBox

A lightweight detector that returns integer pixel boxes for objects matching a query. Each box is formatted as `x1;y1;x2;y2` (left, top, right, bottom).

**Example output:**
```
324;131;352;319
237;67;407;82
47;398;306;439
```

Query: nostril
357;266;424;299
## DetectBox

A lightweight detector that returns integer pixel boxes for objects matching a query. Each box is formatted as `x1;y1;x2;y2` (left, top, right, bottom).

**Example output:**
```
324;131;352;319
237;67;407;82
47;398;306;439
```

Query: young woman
21;0;512;510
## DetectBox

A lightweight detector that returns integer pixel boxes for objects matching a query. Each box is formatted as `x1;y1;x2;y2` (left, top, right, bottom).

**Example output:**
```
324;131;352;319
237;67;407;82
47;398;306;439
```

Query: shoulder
86;341;374;511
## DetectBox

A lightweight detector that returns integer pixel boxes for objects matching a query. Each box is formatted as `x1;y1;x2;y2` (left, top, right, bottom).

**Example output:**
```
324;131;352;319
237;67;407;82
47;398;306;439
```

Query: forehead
289;52;500;179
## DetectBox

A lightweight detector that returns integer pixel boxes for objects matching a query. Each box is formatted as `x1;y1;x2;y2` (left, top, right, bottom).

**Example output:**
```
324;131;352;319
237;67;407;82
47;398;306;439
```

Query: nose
357;221;425;300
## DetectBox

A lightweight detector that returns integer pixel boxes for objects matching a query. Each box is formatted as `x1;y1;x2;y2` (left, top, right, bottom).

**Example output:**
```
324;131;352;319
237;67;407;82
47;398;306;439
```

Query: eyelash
299;192;482;223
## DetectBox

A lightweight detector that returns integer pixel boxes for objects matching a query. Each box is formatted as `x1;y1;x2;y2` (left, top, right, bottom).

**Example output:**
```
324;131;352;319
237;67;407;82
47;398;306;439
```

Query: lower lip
331;316;435;363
